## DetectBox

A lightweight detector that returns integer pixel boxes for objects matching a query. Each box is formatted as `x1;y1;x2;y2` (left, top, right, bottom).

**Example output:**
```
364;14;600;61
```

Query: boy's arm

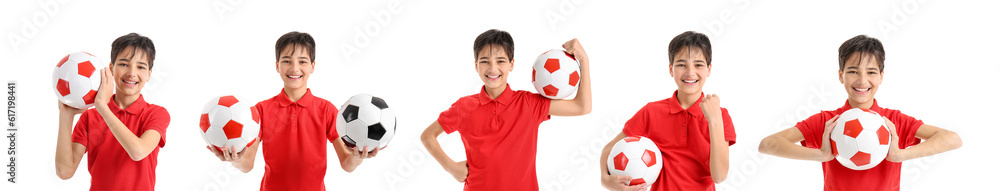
421;121;468;182
699;95;728;183
758;116;839;162
884;120;962;162
332;135;376;172
549;38;592;117
206;138;259;173
599;132;648;191
93;69;160;161
54;102;87;180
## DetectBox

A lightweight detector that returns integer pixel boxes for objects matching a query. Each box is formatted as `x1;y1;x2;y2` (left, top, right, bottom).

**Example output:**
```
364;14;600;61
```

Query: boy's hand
562;38;588;61
447;160;469;182
58;101;87;118
351;146;380;159
883;117;903;162
94;68;114;107
699;94;723;124
601;174;648;191
207;145;247;162
819;115;840;162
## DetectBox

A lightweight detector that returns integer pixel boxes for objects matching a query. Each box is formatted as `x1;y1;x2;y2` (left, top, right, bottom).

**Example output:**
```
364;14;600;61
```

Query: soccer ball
199;95;260;153
336;94;396;152
531;49;580;99
607;136;663;186
830;108;891;170
52;52;103;109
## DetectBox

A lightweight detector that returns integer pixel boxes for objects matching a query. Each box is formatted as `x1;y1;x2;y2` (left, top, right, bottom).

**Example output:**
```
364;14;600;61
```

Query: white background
2;0;998;190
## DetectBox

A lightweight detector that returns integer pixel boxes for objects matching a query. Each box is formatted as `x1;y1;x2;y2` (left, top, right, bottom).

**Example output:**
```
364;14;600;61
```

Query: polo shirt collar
477;84;514;106
835;99;884;113
666;90;705;117
108;94;148;115
277;88;315;107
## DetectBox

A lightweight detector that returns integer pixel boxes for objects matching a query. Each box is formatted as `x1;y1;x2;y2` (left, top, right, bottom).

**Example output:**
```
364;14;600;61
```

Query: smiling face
475;44;512;91
839;52;883;106
275;44;315;92
110;46;151;97
669;46;711;96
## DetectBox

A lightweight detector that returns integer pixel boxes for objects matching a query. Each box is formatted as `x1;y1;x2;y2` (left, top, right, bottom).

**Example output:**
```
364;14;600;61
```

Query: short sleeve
526;92;551;123
622;105;650;137
888;110;924;148
438;96;476;134
254;102;265;142
142;106;170;148
721;108;736;146
326;103;340;143
71;110;92;148
795;112;828;149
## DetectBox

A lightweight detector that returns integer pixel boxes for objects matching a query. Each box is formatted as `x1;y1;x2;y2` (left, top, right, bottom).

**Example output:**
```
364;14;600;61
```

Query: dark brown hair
473;29;514;62
668;31;712;66
275;31;316;62
110;33;156;69
838;35;885;72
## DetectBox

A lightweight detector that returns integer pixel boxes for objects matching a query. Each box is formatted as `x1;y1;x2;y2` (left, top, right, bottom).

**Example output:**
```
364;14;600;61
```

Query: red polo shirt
255;89;340;191
72;94;170;191
622;91;736;191
438;84;551;190
795;99;922;191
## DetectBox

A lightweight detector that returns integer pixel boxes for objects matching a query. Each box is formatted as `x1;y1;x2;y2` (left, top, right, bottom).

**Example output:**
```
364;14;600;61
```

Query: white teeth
288;75;302;78
853;87;870;92
682;80;697;83
123;80;137;85
486;75;500;78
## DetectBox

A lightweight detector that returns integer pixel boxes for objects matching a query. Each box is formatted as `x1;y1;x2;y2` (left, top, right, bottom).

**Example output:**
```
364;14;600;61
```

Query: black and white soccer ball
336;94;396;152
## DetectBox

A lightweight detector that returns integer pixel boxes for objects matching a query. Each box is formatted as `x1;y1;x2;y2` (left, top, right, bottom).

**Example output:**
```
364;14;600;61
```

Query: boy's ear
668;63;674;77
838;70;844;84
275;61;279;72
706;63;712;77
509;60;514;72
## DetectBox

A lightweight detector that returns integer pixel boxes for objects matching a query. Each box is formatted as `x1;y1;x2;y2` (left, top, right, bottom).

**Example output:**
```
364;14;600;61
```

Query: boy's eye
868;72;878;75
138;66;147;70
847;71;857;74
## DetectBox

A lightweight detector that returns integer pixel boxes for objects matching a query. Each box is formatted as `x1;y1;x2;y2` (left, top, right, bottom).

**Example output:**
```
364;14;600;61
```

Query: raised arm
91;69;161;161
54;102;87;180
699;94;728;183
549;38;592;116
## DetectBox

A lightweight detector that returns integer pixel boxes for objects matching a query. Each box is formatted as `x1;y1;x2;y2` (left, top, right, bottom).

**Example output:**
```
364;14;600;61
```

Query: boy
206;31;377;190
55;33;170;190
420;29;593;190
757;35;962;190
599;31;736;191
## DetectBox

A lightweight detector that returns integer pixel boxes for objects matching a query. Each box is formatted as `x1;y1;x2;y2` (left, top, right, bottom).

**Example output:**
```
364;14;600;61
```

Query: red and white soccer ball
52;51;103;109
607;136;663;186
830;108;892;170
199;95;260;153
532;49;580;99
